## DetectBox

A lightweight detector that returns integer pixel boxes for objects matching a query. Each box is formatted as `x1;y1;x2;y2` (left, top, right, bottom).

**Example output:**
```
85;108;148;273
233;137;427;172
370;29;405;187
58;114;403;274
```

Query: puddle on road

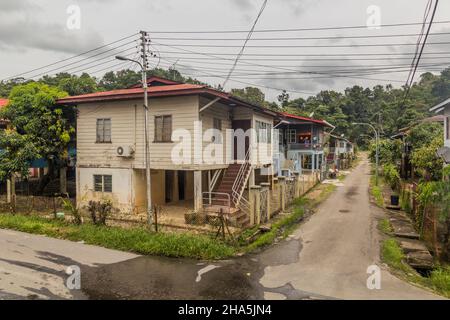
78;237;313;300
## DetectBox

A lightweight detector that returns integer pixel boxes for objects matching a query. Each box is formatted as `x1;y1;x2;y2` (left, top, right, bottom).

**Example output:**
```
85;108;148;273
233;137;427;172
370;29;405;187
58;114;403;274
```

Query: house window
96;118;111;143
93;175;112;192
256;121;272;143
447;116;450;140
213;118;222;143
154;115;172;142
288;129;296;144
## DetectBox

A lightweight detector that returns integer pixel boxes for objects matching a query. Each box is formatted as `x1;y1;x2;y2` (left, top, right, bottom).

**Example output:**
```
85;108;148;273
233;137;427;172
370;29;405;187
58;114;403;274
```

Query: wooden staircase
202;162;252;228
215;163;249;203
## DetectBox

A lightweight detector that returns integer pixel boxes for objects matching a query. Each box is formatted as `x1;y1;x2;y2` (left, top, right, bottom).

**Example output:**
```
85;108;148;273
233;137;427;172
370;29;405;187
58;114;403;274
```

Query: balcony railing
287;143;323;150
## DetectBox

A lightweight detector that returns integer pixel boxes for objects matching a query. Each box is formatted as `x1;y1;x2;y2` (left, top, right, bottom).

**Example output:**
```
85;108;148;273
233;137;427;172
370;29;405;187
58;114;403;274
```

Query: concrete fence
247;171;320;227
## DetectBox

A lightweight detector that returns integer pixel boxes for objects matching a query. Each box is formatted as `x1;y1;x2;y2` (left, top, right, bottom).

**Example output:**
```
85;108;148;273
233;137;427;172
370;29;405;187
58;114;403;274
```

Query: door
232;120;251;161
165;170;174;203
178;171;186;201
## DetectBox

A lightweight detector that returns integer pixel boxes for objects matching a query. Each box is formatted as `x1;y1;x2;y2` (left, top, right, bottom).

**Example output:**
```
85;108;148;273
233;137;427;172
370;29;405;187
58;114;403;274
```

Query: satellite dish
309;112;315;118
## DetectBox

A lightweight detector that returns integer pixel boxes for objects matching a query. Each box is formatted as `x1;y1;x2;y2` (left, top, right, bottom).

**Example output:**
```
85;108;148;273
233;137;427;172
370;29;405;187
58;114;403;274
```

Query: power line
25;45;137;80
145;20;450;34
222;0;268;88
150;31;450;41
1;33;139;81
153;41;450;48
156;55;450;62
403;0;439;103
152;50;450;57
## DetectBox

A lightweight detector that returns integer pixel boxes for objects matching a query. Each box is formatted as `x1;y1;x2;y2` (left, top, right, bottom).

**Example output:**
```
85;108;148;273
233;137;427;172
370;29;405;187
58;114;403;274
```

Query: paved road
0;156;443;299
259;156;441;299
0;229;136;299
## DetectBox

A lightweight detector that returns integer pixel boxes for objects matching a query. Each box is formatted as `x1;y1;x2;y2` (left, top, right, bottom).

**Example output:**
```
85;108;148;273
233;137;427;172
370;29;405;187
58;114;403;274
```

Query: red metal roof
0;98;9;108
129;76;181;88
56;83;206;104
55;78;278;118
278;112;333;128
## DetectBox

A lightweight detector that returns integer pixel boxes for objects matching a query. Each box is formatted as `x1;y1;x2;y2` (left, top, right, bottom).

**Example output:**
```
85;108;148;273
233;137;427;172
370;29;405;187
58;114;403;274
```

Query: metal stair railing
231;147;252;209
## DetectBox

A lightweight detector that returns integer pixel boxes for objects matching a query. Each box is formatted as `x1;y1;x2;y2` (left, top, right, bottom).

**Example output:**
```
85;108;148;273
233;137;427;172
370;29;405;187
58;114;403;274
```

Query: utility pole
140;31;153;228
117;32;153;228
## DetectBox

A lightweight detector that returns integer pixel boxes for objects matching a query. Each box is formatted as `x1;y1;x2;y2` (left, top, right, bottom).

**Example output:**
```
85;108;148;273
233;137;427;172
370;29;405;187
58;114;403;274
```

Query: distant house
429;99;450;164
273;112;334;178
327;134;354;170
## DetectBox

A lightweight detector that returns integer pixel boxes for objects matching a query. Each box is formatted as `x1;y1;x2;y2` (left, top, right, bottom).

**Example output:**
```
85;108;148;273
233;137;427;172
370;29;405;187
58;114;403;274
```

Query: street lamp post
116;52;153;228
353;122;379;185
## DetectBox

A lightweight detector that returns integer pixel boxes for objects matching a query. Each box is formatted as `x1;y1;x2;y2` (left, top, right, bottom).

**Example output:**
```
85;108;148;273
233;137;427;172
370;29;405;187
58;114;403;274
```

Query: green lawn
369;174;384;207
0;214;235;260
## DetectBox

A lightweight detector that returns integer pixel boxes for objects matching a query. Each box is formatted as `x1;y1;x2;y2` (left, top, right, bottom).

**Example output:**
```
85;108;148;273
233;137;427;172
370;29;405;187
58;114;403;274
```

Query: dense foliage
0;83;73;181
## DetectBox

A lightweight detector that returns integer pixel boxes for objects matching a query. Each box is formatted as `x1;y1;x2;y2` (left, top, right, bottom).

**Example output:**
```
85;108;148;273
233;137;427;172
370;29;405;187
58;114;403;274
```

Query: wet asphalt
79;235;328;300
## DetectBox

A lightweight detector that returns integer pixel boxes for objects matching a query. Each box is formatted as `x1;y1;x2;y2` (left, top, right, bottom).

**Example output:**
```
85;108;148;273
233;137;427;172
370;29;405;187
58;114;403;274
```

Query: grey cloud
0;18;104;55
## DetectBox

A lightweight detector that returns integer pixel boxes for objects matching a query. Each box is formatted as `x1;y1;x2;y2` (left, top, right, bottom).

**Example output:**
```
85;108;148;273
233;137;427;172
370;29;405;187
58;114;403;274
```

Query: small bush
87;199;112;226
60;197;82;225
383;164;401;192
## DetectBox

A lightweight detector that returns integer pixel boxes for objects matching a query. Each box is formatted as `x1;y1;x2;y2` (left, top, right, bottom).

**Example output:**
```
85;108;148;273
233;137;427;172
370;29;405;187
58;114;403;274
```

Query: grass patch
430;267;450;296
370;174;384;207
378;218;394;234
381;238;409;272
381;238;450;298
0;214;235;260
243;206;305;252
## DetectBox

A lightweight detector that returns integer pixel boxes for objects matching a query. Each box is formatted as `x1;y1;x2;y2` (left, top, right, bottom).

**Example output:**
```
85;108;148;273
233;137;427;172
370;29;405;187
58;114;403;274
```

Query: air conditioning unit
116;145;134;158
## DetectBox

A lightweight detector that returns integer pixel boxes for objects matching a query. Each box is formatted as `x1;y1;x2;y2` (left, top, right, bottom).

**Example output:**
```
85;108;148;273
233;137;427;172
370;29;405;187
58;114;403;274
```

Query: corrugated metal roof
278;112;333;128
56;83;205;104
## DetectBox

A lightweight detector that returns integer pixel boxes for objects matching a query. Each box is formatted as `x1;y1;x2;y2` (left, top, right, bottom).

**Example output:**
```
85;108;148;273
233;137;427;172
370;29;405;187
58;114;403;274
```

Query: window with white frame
287;129;296;144
96;118;111;143
93;175;112;192
256;120;272;143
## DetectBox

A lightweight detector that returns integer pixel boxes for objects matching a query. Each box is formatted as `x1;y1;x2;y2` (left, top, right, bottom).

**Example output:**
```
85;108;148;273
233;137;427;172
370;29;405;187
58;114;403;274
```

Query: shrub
87;199;112;226
383;163;401;191
411;135;444;181
61;197;82;225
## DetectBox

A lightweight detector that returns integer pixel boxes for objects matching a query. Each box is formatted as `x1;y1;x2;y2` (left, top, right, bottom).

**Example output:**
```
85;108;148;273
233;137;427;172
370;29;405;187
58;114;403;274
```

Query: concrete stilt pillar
261;182;271;221
278;176;286;212
250;185;261;225
293;171;301;198
194;170;202;212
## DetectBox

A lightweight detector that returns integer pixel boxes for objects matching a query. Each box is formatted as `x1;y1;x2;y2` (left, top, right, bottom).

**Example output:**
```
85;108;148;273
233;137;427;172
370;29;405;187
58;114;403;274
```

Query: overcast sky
1;0;450;101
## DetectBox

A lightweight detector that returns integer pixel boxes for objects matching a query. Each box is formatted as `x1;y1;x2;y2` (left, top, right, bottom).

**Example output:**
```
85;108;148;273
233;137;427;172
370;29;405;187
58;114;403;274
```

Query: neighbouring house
273;112;334;179
429;98;450;165
56;77;278;226
327;134;354;171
